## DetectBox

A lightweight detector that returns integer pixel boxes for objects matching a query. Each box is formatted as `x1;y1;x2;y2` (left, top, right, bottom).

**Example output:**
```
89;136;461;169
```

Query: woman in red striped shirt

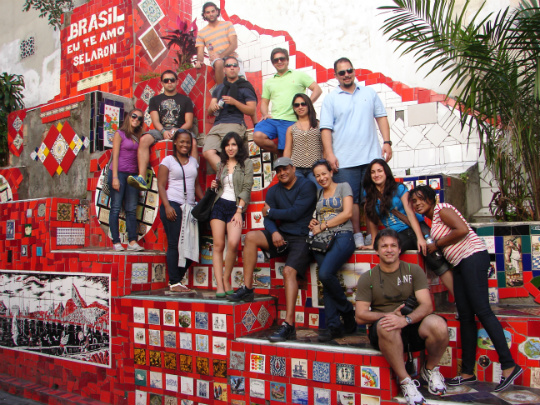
409;185;522;392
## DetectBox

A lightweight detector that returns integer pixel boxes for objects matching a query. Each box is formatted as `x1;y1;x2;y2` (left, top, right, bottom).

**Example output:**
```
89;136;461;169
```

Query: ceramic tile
213;358;227;378
165;373;178;392
57;203;72;221
138;0;165;25
229;376;245;395
196;357;209;375
250;378;265;399
212;336;227;355
314;388;331;405
135;390;147;405
147;308;160;325
195;334;208;352
149;350;161;367
134;307;145;323
195;312;208;329
212;313;227;332
291;384;308;405
148;329;160;346
163;352;176;370
152;263;166;283
149;371;162;389
242;308;256;332
134;348;146;365
180;376;194;395
135;369;147;387
163;331;176;348
337;391;355;405
179;333;192;350
178;311;191;328
360;366;380;388
213;382;228;402
133;264;149;285
134;328;146;344
179;354;192;373
270;382;286;402
313;361;330;383
291;358;308;379
230;351;245;371
257;305;270;327
249;353;265;373
336;363;355;385
197;379;209;399
6;220;15;240
163;309;175;326
164;396;177;405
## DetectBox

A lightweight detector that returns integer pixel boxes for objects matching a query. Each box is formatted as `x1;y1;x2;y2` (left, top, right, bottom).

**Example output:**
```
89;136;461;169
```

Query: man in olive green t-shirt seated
355;229;448;405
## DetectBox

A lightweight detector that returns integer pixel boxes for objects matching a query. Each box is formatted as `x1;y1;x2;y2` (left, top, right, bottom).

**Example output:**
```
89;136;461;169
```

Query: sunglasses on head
162;78;176;83
272;57;287;63
224;63;239;68
337;68;354;76
131;113;144;122
293;102;307;108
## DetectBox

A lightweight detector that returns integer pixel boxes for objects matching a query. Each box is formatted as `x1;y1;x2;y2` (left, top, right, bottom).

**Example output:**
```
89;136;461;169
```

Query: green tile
497;271;507;288
521;235;531;254
476;226;494;236
531;224;540;235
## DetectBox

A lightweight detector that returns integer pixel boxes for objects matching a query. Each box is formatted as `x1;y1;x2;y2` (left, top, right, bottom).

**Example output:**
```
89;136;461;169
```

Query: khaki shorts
203;123;247;153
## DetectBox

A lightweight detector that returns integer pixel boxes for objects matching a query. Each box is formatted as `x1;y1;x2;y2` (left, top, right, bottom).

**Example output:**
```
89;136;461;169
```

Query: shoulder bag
307;189;335;253
191;165;223;222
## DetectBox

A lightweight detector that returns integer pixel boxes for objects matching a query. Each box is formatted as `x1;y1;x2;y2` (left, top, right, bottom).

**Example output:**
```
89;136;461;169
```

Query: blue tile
495;236;504;253
522;254;532;272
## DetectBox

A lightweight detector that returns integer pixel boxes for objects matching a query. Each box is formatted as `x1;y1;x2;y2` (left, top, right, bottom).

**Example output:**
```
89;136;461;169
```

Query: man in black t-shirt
128;70;197;190
202;56;257;171
355;229;448;405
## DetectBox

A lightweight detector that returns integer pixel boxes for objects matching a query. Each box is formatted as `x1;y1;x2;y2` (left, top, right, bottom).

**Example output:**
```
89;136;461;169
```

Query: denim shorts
333;164;368;204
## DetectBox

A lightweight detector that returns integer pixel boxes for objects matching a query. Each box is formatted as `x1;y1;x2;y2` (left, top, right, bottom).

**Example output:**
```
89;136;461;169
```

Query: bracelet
113;177;118;179
160;128;165;135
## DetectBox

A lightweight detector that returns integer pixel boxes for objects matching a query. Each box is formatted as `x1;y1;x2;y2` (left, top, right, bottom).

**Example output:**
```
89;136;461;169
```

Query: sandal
216;292;226;298
225;290;235;296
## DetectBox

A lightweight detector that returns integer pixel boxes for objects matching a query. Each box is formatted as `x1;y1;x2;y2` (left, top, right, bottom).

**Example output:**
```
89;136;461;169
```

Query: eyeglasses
272;57;287;64
293;102;307;108
337;68;354;76
131;113;144;122
162;78;176;83
224;63;238;68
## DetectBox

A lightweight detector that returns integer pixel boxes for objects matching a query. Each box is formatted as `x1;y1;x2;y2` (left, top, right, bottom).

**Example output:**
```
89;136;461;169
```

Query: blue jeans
332;164;368;204
313;232;356;328
160;202;192;285
108;171;138;244
295;168;321;189
454;250;515;374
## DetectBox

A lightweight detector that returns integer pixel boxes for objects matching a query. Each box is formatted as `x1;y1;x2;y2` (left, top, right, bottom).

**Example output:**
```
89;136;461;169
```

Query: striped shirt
290;123;322;168
431;203;486;265
196;21;237;62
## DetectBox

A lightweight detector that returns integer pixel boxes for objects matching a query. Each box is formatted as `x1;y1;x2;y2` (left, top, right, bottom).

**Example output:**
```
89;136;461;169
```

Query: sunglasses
224;63;238;68
276;241;289;255
162;78;176;83
272;57;287;63
337;68;354;76
131;113;144;122
293;102;307;108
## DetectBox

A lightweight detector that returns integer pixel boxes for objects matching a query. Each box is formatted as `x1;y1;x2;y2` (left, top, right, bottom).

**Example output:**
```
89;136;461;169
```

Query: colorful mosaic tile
6;220;15;240
195;312;208;329
270;382;286;402
195;334;208;352
163;331;176;348
12;116;23;132
134;348;146;366
140;85;155;104
242;308;256;332
135;369;147;386
360;366;380;389
138;0;164;25
163;352;176;370
292;384;308;404
57;203;72;221
196;356;209;376
56;228;85;245
257;305;270;327
132;264;149;284
31;122;89;176
229;376;245;395
180;73;196;95
270;355;286;376
230;351;245;371
179;354;192;373
149;350;161;367
291;358;308;379
148;329;160;346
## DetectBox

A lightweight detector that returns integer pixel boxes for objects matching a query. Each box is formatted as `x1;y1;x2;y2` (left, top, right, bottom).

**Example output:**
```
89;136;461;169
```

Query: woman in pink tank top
410;185;522;393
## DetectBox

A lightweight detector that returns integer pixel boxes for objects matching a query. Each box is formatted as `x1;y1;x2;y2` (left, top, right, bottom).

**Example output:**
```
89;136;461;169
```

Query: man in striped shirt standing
194;2;239;85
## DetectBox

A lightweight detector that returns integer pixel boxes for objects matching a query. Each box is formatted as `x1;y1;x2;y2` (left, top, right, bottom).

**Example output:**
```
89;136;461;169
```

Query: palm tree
379;0;540;220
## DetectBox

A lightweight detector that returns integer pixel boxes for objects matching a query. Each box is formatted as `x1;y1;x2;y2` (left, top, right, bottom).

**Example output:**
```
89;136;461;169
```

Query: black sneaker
494;365;523;392
317;327;344;342
342;310;357;334
268;322;296;342
226;286;254;302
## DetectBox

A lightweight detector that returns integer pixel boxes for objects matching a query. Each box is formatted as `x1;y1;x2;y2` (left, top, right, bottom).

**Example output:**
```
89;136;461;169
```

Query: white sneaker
364;234;372;246
354;233;365;248
127;242;144;251
113;243;124;252
400;377;426;405
421;365;447;396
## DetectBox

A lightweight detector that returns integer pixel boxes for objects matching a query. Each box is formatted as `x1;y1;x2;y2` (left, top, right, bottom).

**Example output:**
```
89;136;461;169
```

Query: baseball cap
273;157;294;169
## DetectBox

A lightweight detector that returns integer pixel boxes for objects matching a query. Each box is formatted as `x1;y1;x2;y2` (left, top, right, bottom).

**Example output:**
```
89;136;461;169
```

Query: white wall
0;1;61;108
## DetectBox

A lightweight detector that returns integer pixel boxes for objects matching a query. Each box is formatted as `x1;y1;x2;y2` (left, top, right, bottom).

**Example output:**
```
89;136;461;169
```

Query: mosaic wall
0;271;110;367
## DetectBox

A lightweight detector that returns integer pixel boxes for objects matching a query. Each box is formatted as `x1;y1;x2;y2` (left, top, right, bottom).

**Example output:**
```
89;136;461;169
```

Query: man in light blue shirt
320;57;392;247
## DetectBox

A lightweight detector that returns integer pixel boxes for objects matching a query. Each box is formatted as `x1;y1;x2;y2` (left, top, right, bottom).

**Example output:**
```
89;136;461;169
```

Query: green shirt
262;70;315;121
355;262;428;314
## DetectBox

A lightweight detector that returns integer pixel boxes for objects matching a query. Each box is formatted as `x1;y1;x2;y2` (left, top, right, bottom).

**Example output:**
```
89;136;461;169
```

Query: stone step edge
0;372;109;405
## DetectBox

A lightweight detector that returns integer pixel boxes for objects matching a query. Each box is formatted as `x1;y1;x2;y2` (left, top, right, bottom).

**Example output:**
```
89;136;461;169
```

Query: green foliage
379;0;540;221
0;73;25;166
22;0;74;30
161;17;200;73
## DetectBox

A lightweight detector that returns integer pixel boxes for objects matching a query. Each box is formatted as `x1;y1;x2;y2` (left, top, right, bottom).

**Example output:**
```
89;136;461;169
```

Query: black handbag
307;190;335;253
191;165;223;222
191;188;217;222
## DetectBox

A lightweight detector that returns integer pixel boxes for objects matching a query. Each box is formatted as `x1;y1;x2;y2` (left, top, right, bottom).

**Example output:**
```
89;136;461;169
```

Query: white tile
401;127;424;149
414;147;437;167
425;124;448;147
408;102;438;126
462;143;479;161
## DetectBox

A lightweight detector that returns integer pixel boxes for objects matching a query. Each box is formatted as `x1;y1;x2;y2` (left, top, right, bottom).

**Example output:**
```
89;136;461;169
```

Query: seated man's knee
253;131;267;145
244;231;262;248
140;133;155;147
282;266;297;280
422;315;449;340
376;321;399;341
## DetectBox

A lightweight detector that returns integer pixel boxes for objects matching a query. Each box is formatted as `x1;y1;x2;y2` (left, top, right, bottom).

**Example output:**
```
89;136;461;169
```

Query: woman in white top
410;185;522;392
209;132;254;298
158;130;203;292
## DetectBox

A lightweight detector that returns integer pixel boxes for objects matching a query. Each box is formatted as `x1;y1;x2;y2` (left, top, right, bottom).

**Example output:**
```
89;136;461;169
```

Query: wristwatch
405;316;412;325
383;140;392;146
266;208;270;216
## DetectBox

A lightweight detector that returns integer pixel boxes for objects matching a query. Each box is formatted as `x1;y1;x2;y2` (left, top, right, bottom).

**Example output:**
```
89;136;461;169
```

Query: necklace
176;154;189;165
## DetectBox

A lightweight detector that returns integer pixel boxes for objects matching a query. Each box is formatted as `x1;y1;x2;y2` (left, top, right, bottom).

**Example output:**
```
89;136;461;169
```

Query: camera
401;295;418;315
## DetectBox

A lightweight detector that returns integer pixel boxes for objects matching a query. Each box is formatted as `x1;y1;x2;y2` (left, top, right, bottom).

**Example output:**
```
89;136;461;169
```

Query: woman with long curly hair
210;132;254;297
362;158;453;294
109;108;145;252
283;93;322;186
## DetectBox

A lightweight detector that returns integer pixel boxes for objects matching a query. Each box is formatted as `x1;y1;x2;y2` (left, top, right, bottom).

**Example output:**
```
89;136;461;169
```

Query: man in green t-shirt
355;229;448;405
253;48;322;154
